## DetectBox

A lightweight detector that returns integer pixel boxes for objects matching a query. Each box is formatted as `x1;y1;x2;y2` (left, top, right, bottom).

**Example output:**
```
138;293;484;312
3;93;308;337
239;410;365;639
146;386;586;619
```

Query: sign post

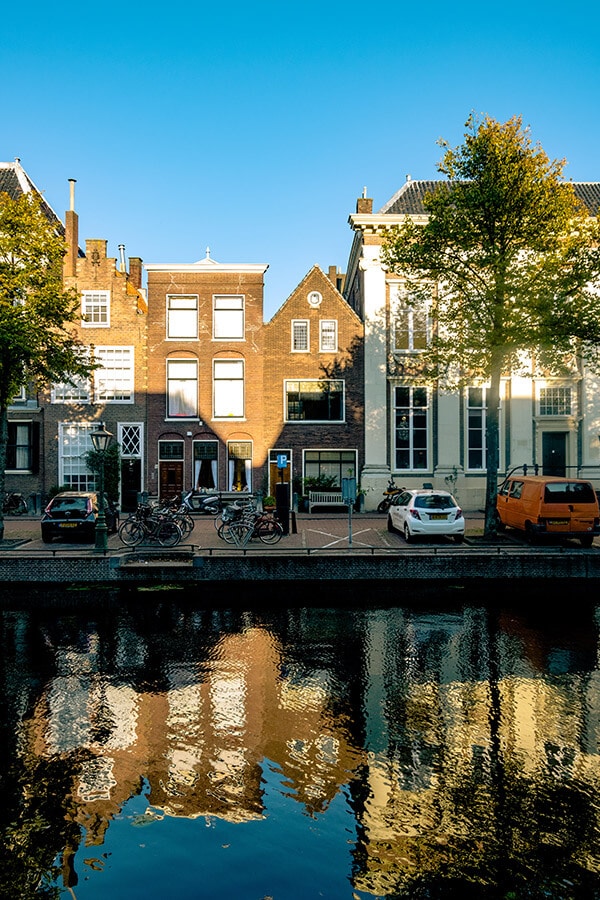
342;477;357;548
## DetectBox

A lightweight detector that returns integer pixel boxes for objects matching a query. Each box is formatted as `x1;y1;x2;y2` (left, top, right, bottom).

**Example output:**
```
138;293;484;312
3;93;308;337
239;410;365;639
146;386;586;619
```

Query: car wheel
387;515;396;533
41;529;53;543
525;522;538;545
453;534;465;544
580;535;594;548
403;523;414;544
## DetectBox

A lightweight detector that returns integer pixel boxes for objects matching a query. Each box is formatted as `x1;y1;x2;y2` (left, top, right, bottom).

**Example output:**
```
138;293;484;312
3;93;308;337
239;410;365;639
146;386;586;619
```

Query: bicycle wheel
156;520;182;547
174;512;194;537
13;496;27;515
118;519;145;546
255;516;284;544
217;521;237;543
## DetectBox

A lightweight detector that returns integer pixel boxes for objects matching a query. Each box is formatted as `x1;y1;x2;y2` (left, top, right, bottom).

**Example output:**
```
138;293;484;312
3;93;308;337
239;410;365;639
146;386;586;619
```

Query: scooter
181;490;223;515
377;478;405;513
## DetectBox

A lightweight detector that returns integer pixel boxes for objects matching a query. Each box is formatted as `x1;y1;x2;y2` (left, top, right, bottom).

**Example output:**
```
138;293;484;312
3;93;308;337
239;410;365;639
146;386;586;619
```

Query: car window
509;481;523;499
51;498;89;513
414;494;456;510
544;482;596;504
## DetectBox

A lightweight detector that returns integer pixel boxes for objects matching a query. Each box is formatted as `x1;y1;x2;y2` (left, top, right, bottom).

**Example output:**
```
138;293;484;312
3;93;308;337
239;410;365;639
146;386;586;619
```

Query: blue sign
277;454;288;469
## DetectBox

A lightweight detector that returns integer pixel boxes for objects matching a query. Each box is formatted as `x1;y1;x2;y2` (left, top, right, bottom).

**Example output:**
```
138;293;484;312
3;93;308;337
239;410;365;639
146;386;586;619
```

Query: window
392;288;429;351
159;441;184;460
94;347;134;402
540;387;572;416
393;386;428;470
167;360;198;418
304;450;357;487
214;359;244;418
52;373;90;403
82;291;110;327
167;295;198;339
213;295;244;340
292;320;309;352
194;441;219;490
6;422;38;472
285;380;344;422
319;320;337;352
227;441;252;491
467;387;487;470
58;422;98;490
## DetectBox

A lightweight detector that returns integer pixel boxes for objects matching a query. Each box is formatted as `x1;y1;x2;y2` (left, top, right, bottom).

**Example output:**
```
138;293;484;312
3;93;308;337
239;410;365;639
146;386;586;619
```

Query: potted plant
263;495;276;512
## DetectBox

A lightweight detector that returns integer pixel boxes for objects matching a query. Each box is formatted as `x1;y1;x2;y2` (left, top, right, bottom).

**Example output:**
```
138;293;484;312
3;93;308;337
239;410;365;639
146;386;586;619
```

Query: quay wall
0;549;599;597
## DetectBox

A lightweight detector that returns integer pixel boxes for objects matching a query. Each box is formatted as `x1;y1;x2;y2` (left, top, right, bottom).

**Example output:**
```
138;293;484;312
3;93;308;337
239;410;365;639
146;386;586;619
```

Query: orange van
496;475;600;546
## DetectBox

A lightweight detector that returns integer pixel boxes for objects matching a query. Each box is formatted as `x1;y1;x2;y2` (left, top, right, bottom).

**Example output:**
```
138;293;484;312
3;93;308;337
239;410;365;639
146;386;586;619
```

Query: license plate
429;514;448;520
547;519;568;526
59;522;78;528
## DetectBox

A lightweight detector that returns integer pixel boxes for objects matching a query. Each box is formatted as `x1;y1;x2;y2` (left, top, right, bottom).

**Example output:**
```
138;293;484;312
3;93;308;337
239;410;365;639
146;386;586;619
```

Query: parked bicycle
118;502;183;547
2;491;28;515
158;496;195;538
217;502;283;545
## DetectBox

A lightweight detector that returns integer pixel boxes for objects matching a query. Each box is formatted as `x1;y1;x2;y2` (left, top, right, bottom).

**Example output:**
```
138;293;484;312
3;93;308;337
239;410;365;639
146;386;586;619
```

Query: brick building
144;251;269;500
263;265;364;504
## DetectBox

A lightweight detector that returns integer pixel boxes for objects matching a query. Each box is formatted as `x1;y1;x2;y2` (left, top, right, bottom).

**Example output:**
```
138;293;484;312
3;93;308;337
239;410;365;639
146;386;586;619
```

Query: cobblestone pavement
1;510;487;552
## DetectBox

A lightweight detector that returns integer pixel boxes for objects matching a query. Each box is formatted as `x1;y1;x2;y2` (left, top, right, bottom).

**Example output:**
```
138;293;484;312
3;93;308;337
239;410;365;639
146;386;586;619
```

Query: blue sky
3;1;599;319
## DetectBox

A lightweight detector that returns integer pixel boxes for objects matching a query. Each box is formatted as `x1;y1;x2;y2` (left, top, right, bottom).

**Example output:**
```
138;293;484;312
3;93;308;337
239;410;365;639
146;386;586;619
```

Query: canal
2;580;600;899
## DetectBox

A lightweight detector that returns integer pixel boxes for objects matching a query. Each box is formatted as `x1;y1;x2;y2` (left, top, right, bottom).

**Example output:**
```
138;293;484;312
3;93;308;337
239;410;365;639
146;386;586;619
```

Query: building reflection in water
4;587;600;897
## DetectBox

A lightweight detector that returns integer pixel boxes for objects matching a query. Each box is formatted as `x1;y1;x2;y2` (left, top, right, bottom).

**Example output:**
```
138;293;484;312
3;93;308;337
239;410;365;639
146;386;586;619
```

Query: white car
387;489;465;543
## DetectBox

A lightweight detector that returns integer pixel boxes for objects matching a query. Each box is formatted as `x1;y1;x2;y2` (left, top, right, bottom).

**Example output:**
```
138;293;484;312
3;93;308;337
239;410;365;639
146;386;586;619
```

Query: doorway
542;432;567;476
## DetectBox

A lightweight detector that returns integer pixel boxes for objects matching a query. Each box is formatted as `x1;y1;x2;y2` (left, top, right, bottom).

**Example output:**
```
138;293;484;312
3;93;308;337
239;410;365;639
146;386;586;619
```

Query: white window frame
292;320;309;352
81;291;110;327
284;379;345;423
94;346;134;403
58;422;98;490
319;319;338;352
213;295;245;341
213;359;244;419
167;295;198;340
539;385;573;416
392;385;429;471
391;285;430;352
227;440;252;491
166;359;198;419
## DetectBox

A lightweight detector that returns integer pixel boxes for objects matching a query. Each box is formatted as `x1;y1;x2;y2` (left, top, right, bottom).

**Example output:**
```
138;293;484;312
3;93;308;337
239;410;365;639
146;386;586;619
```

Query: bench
308;491;346;513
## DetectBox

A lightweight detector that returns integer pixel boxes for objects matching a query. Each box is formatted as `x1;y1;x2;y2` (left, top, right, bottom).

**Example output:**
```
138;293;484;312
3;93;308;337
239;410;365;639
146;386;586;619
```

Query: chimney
118;244;126;272
64;178;78;278
356;186;373;214
128;256;142;289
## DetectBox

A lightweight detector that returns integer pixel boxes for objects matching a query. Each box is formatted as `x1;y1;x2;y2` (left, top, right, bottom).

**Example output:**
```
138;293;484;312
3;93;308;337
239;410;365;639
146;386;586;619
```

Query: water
2;581;600;899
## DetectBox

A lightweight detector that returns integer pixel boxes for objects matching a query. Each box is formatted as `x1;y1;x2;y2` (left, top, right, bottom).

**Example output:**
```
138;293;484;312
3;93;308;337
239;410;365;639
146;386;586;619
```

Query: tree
382;114;600;537
0;192;94;540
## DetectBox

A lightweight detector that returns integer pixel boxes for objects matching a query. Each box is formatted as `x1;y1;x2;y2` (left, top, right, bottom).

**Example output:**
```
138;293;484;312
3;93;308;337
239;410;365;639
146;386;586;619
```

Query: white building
343;179;600;512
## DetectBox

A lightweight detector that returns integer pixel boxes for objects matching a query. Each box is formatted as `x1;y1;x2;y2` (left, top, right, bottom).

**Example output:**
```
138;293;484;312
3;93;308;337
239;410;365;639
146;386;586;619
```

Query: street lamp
90;423;113;552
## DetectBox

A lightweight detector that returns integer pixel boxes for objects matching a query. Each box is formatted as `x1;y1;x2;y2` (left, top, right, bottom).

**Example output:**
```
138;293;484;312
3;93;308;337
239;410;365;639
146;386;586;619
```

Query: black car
41;491;119;543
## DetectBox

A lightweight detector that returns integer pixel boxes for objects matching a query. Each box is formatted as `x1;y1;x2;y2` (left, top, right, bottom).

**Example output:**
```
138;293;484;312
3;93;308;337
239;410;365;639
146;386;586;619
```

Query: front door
542;432;567;477
121;458;141;512
160;461;184;501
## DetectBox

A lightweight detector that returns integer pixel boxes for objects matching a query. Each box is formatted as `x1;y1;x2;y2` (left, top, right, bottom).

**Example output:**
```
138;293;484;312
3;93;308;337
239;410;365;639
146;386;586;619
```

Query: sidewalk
1;510;487;552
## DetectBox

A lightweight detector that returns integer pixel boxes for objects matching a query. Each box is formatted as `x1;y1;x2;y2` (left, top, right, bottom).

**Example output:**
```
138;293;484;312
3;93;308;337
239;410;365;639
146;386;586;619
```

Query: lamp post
90;423;113;552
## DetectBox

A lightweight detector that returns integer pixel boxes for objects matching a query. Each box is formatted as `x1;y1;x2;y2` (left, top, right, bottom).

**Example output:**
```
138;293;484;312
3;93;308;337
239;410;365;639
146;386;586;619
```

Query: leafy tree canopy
381;114;600;535
0;191;94;538
382;113;600;386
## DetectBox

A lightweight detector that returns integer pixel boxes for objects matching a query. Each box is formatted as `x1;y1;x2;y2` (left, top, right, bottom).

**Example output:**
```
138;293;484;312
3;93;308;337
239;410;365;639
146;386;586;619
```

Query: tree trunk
0;405;7;542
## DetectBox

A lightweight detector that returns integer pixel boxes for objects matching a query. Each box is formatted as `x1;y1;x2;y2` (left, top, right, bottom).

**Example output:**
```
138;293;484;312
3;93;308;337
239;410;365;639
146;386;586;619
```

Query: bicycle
3;492;28;515
158;496;195;538
217;504;283;545
118;503;183;547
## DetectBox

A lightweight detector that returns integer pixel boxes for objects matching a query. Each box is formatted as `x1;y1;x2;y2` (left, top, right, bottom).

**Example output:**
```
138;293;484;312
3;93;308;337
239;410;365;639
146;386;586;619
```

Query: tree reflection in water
1;583;600;898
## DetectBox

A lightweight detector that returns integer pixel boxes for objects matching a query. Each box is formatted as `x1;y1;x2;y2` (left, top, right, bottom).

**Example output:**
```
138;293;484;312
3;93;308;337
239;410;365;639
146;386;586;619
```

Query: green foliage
263;495;276;507
0;192;95;539
302;474;339;494
84;442;121;502
382;114;600;535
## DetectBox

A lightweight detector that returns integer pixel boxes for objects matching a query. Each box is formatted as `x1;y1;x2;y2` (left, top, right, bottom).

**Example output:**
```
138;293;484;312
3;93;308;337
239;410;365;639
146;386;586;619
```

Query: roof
379;178;600;217
0;158;66;231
